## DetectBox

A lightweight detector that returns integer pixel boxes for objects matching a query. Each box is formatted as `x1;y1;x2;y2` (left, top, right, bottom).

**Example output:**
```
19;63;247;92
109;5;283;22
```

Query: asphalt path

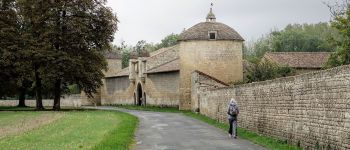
86;106;265;150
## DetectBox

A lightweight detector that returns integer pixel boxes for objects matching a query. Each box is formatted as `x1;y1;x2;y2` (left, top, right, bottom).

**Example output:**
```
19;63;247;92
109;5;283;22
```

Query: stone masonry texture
179;40;243;110
193;65;350;150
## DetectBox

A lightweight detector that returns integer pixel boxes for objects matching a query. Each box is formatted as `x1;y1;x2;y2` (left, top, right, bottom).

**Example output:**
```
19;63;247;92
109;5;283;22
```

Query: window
208;31;217;40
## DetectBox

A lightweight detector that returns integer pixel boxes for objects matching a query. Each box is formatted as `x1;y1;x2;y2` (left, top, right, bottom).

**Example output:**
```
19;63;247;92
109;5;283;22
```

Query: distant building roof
113;67;129;77
104;51;121;59
263;52;331;69
146;58;180;74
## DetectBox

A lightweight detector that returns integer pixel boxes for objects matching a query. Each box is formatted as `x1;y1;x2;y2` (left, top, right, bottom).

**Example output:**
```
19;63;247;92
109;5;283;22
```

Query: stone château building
83;8;245;110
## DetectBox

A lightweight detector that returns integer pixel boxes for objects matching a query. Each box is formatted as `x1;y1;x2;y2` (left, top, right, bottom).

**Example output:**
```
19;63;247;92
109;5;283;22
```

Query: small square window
208;31;217;40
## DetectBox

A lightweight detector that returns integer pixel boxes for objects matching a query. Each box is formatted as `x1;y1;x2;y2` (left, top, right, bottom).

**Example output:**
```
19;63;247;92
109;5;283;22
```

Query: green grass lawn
116;105;302;150
0;111;43;127
0;110;138;150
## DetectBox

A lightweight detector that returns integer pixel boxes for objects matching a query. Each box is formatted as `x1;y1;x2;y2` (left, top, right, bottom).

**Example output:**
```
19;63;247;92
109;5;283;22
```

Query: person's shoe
233;136;237;139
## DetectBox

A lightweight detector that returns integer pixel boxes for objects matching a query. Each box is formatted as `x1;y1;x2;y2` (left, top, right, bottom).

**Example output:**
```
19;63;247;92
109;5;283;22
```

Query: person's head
230;98;237;105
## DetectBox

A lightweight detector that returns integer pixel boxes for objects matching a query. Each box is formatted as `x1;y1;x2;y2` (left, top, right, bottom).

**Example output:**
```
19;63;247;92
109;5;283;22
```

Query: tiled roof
112;67;129;77
149;45;177;57
106;46;179;78
146;58;180;74
264;52;331;69
179;22;244;41
194;70;229;86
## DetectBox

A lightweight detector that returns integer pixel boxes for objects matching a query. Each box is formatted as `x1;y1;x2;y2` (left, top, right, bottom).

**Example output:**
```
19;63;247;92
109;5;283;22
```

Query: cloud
107;0;332;45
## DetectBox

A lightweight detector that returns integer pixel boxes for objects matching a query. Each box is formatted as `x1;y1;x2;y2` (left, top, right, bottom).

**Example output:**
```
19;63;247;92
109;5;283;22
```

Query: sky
107;0;335;46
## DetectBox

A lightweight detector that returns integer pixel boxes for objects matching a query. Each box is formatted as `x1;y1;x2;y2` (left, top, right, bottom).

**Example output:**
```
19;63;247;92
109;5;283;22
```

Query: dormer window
209;31;217;40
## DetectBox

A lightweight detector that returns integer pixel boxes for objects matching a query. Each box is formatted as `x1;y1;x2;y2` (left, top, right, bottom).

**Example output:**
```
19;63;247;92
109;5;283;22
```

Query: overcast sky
107;0;335;45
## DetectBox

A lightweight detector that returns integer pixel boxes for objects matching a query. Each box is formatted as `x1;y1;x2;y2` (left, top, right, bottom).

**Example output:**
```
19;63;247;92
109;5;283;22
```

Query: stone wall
101;76;135;105
191;70;228;112
194;65;350;150
101;72;180;107
145;71;180;107
80;89;101;106
179;40;243;110
0;94;81;107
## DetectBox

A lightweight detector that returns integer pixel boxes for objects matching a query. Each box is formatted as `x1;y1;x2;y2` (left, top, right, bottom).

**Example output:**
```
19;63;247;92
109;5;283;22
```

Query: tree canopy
118;33;179;68
325;1;350;68
0;0;118;110
245;23;341;59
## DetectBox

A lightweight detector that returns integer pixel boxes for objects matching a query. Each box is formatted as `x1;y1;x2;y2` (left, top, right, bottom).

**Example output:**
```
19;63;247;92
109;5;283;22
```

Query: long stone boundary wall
0;94;81;108
193;65;350;150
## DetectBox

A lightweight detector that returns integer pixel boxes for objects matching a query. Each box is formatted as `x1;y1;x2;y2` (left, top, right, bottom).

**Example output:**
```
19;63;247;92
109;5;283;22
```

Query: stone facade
192;65;350;150
98;43;181;106
144;72;180;106
179;40;243;110
101;76;135;105
99;9;244;108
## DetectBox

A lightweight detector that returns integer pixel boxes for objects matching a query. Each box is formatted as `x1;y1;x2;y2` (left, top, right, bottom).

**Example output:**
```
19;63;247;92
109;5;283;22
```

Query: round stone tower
178;7;244;110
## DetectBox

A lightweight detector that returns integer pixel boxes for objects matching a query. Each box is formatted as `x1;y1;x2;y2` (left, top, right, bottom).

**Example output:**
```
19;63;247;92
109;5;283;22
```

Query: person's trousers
228;118;237;137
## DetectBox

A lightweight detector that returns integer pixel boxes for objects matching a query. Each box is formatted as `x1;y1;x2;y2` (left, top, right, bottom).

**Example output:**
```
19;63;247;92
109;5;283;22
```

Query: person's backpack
228;105;237;116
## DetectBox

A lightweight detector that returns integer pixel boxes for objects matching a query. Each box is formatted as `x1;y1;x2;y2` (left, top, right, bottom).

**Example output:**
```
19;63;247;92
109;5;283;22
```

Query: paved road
87;106;265;150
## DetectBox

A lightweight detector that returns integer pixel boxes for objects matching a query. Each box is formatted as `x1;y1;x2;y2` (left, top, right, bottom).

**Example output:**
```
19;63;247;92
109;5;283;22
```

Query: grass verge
0;110;138;150
116;105;302;150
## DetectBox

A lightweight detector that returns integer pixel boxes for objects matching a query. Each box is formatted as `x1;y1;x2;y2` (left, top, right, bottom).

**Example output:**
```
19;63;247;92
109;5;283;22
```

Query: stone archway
136;83;143;106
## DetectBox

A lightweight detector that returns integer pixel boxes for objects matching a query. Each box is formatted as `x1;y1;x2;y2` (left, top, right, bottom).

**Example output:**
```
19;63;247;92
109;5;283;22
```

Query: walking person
227;98;239;139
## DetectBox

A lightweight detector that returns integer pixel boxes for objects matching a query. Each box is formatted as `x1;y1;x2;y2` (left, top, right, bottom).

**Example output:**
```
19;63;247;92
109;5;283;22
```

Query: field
0;110;138;150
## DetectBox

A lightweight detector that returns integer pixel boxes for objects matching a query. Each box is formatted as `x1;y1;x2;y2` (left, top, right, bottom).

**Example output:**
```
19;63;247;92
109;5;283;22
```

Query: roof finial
206;3;216;22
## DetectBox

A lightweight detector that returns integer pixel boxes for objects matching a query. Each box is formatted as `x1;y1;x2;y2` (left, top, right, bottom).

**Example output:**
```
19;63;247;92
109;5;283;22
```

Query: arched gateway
136;83;143;106
100;7;243;110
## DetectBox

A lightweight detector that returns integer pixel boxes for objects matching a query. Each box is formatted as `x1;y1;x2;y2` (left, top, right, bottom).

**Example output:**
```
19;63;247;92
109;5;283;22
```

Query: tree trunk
53;79;61;110
17;86;26;107
35;65;44;110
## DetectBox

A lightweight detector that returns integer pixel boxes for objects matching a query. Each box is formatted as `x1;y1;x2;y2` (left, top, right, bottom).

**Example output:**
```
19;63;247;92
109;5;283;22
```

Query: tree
154;33;179;50
17;0;58;110
245;23;341;59
16;0;117;110
325;1;350;68
245;60;295;83
118;33;179;68
0;0;33;107
0;0;19;98
44;0;118;110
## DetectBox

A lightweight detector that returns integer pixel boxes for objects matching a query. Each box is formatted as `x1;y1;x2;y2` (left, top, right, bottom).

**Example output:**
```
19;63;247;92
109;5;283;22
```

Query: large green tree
16;0;117;110
17;0;58;110
325;1;350;68
0;0;19;98
0;0;33;106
